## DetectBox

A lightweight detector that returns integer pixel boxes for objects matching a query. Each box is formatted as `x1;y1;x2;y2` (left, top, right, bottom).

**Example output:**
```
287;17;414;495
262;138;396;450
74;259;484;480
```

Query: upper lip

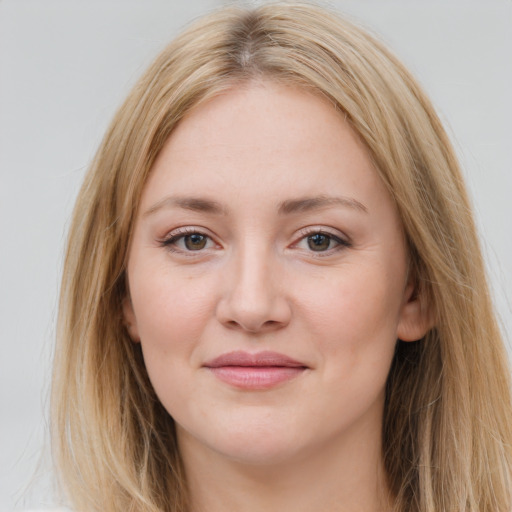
203;350;308;368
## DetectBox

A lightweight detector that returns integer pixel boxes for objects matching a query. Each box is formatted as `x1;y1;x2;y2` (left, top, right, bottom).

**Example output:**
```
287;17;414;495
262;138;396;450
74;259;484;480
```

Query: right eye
161;229;216;253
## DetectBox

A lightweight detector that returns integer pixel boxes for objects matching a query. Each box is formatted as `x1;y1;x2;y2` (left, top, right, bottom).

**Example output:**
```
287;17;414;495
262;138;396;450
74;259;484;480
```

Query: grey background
1;1;511;510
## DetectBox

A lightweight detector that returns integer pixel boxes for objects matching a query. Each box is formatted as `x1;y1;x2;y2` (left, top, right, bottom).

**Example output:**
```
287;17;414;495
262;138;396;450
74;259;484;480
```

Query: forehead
140;80;391;217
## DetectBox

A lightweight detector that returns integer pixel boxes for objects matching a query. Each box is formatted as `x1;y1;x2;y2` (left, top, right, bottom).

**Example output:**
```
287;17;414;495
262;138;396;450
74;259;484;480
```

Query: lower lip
207;366;306;390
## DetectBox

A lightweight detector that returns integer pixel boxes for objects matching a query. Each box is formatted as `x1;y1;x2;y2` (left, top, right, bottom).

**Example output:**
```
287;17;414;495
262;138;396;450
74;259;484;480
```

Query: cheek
303;266;402;341
129;261;217;376
297;262;403;383
129;264;220;418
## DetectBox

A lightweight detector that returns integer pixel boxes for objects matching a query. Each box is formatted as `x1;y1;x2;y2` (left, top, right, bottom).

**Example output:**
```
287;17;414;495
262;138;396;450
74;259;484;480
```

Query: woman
51;2;512;511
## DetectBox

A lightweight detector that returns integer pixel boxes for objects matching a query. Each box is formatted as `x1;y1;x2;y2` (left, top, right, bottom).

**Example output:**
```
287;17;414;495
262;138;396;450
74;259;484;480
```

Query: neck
178;416;393;512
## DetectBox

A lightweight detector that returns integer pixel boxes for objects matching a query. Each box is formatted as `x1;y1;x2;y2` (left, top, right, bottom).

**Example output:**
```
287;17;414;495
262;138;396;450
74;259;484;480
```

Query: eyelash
160;227;351;256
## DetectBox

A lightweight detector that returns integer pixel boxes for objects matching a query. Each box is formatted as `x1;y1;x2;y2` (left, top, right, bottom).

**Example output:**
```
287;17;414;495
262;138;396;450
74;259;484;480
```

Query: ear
122;296;141;343
396;280;433;342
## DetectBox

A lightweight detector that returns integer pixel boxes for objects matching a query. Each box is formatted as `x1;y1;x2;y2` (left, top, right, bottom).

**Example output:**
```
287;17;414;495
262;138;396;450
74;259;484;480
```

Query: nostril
215;280;292;333
224;318;285;333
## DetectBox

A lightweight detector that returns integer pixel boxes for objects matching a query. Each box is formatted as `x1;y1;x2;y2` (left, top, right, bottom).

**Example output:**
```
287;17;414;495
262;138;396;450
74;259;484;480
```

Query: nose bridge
236;242;272;302
217;236;290;332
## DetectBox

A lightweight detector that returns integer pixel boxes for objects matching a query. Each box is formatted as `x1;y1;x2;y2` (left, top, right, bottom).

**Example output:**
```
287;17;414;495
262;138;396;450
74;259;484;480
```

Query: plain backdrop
1;1;511;510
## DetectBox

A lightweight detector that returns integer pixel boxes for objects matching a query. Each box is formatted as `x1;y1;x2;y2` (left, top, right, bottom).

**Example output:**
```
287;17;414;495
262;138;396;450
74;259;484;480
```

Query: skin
124;81;429;512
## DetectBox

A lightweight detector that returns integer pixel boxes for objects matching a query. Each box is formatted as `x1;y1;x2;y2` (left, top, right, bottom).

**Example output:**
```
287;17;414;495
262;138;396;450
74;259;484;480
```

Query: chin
213;435;303;466
177;414;307;467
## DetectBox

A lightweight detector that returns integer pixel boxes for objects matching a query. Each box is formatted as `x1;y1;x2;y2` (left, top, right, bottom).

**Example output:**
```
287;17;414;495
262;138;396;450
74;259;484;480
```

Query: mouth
203;351;308;390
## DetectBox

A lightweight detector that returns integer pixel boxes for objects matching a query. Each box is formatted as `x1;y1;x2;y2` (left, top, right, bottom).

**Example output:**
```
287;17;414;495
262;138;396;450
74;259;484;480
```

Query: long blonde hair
52;3;512;511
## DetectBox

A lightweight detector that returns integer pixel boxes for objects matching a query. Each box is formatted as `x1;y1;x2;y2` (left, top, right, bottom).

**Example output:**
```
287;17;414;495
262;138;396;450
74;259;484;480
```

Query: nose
215;245;292;334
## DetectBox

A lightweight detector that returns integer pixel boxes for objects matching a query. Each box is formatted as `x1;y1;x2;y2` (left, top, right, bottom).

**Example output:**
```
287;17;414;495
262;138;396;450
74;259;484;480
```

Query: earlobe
122;296;141;343
396;281;434;342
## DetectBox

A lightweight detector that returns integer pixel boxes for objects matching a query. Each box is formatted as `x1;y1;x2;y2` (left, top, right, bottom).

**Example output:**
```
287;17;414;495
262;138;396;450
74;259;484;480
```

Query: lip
203;350;308;390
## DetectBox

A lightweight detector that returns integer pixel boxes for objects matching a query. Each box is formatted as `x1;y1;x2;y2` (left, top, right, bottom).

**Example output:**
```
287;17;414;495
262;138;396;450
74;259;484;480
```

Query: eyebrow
143;194;368;217
143;196;227;217
277;195;368;215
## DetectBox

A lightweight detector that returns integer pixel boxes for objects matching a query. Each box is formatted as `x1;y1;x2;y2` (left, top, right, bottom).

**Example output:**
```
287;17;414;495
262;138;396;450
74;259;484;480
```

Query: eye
161;228;216;253
307;233;333;251
182;233;208;250
294;229;350;254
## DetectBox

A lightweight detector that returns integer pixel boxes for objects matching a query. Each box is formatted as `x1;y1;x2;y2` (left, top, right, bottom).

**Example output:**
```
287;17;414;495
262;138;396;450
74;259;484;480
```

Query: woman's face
124;81;427;466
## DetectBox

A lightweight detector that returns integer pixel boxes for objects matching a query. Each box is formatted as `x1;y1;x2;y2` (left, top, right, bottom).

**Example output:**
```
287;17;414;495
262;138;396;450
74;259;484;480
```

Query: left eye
307;233;333;251
296;232;348;252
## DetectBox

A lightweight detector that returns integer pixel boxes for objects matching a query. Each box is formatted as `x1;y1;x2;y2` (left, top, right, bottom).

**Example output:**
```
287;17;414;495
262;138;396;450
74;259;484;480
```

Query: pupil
308;234;330;251
185;234;207;250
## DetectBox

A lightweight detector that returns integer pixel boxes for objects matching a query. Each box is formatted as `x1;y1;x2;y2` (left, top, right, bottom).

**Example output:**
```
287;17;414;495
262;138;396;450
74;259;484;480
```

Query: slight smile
203;351;309;390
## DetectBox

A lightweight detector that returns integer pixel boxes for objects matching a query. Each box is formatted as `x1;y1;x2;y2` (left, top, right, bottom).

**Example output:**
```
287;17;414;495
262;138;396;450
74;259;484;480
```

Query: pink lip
203;351;308;390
